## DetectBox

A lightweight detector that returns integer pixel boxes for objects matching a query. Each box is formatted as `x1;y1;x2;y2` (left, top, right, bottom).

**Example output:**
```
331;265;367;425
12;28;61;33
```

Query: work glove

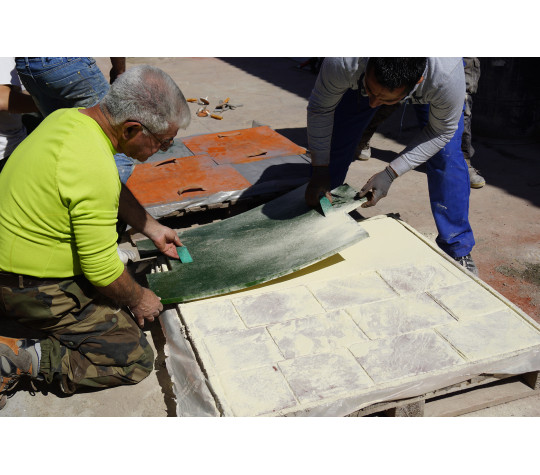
305;166;332;208
358;166;397;208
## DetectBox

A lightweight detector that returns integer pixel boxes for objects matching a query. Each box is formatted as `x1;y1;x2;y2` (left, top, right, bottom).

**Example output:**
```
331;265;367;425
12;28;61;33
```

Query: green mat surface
137;184;369;304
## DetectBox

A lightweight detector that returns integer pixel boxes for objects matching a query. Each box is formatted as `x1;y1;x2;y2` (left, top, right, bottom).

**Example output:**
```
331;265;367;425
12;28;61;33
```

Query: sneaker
453;253;479;277
469;168;485;188
117;248;138;264
355;144;371;161
0;336;41;403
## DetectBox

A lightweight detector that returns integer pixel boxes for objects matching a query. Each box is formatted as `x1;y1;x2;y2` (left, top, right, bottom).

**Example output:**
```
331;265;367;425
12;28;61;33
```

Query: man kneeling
0;65;190;406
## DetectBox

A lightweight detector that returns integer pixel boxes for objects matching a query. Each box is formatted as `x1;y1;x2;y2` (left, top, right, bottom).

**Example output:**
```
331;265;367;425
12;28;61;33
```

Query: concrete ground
1;57;539;417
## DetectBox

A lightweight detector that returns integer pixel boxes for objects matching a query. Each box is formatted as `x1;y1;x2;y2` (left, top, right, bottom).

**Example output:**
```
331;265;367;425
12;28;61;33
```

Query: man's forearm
96;266;144;308
96;265;164;327
118;183;158;236
118;183;182;260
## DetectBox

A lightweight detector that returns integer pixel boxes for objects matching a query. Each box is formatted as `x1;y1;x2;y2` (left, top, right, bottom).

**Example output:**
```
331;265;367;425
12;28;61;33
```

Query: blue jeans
15;57;110;116
329;88;475;258
15;57;135;184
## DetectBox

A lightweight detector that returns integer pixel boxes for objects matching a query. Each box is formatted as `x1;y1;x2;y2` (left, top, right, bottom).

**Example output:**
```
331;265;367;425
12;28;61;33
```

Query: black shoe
453;253;479;277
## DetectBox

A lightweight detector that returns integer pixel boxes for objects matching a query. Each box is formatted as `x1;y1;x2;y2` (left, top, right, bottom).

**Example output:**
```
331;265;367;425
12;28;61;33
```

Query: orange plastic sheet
127;155;251;207
182;126;306;164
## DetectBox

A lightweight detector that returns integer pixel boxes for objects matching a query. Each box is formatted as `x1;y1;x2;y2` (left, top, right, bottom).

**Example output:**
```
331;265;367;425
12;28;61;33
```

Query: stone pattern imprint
178;260;540;416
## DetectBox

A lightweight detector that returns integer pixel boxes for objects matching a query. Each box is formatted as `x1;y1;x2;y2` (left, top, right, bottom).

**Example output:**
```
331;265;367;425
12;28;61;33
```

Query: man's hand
150;224;183;260
305;166;332;208
117;184;182;259
96;267;162;328
359;166;397;208
128;287;163;328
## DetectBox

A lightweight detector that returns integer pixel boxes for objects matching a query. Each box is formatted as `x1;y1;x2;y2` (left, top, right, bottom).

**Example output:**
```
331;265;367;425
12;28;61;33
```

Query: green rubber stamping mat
137;184;368;304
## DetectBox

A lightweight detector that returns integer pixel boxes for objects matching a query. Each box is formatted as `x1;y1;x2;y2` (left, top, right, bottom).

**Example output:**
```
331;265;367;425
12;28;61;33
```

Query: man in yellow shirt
0;65;191;406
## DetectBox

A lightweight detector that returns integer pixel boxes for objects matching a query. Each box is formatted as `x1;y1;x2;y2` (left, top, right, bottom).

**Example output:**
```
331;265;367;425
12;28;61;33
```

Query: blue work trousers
15;57;134;184
329;88;475;258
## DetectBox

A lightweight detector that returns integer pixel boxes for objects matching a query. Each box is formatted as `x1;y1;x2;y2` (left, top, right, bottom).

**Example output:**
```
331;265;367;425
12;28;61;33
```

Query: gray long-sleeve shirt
307;57;466;176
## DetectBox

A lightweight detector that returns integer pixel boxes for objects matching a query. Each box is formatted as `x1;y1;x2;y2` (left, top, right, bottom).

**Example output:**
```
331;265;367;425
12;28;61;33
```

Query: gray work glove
305;166;332;208
358;166;397;208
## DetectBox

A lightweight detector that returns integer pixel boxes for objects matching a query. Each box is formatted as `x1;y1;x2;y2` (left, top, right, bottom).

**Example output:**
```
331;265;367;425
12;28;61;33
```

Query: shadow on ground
218;57;317;101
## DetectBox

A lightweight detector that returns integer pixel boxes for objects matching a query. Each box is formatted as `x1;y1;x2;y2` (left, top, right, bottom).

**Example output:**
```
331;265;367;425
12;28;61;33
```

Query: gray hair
101;65;190;133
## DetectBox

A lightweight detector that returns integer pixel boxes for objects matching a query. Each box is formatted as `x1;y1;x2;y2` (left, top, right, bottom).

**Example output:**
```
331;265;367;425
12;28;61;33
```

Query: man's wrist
385;166;398;180
129;285;145;308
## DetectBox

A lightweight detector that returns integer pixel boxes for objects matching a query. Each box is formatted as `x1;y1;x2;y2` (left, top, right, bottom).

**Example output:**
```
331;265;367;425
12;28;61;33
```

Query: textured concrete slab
202;327;284;373
278;349;374;404
180;300;246;337
346;293;456;340
308;271;398;310
127;155;251;207
350;330;465;383
182;126;306;164
430;281;508;319
267;309;368;359
170;216;540;416
218;365;297;417
232;286;324;327
377;262;466;295
436;308;540;360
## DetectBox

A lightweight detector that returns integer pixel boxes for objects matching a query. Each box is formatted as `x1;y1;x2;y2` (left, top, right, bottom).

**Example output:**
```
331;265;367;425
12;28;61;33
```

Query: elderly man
0;65;190;405
305;57;477;275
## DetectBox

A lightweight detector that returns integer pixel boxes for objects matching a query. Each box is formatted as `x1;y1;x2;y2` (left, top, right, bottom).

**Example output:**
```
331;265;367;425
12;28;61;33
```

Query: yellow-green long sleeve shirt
0;108;124;287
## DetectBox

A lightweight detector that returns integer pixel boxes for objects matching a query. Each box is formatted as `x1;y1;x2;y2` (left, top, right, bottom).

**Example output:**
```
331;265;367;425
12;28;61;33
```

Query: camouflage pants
0;273;154;393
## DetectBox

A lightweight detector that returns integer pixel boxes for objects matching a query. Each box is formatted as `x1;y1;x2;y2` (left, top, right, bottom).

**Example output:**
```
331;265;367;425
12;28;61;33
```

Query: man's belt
0;271;78;289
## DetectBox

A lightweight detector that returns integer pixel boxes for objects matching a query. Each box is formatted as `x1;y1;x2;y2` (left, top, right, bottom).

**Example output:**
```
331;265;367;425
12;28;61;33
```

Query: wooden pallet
346;371;540;417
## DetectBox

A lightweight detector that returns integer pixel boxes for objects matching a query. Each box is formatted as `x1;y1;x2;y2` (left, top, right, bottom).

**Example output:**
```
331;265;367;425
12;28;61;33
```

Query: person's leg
15;57;110;117
462;58;485;188
355;103;402;160
16;58;136;184
413;104;476;262
114;153;136;184
461;93;474;166
0;274;154;394
329;89;378;188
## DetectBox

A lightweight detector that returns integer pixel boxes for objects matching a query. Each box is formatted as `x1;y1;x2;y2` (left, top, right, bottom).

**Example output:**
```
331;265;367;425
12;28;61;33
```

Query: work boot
453;254;479;277
355;143;371;161
0;336;41;408
469;167;485;188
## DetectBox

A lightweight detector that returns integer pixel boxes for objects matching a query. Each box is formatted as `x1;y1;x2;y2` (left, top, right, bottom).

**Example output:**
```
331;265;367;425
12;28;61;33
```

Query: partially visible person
15;57;133;183
0;65;191;408
0;57;39;173
306;58;478;276
462;57;485;188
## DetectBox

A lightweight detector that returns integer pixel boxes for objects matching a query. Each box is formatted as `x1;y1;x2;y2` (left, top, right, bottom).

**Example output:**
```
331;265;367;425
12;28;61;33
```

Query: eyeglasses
358;72;411;104
137;121;174;152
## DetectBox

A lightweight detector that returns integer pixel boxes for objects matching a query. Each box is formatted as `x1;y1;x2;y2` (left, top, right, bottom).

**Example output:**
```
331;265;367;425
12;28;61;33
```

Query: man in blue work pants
328;89;475;269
